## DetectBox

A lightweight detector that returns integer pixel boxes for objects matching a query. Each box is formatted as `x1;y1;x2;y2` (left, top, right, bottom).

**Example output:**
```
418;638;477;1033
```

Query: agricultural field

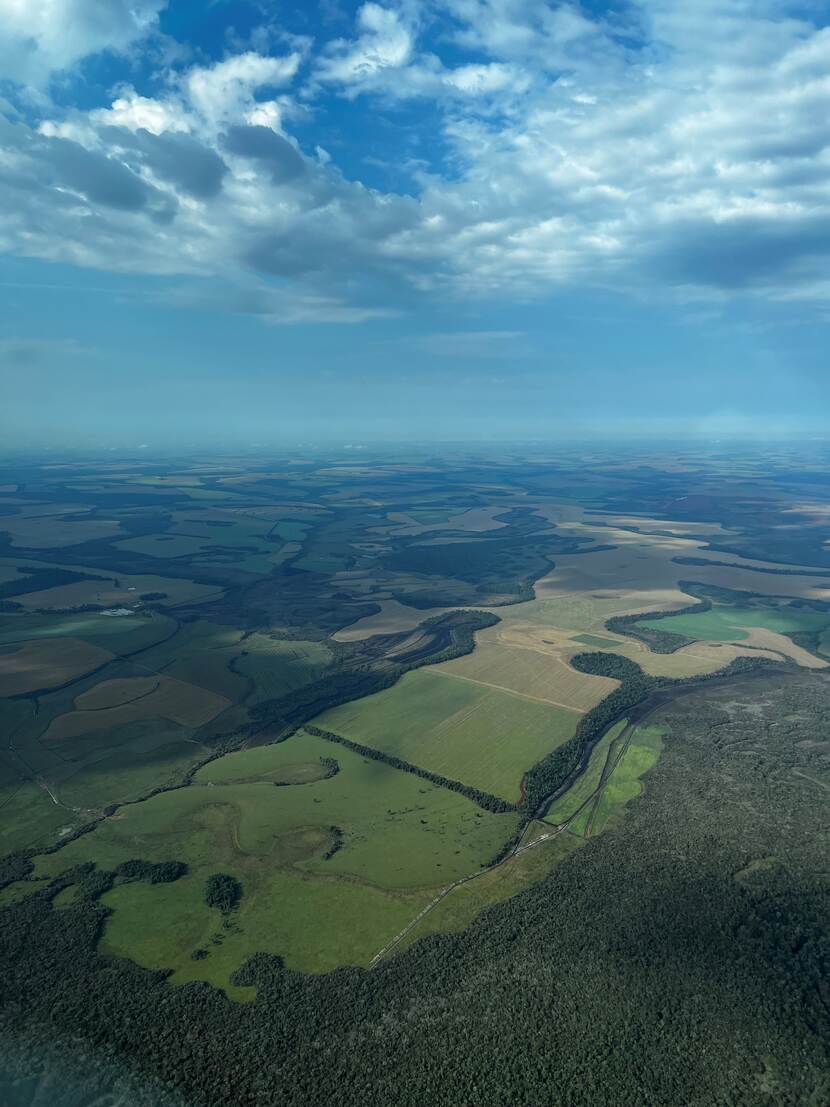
0;636;112;695
314;668;578;802
43;675;231;740
636;602;830;648
433;638;618;711
4;445;830;1007
31;731;518;989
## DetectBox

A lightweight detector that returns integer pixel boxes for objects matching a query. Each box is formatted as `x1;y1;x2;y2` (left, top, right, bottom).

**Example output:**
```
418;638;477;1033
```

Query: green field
0;610;176;652
588;724;665;835
398;828;584;954
233;636;332;705
570;633;622;649
31;731;519;989
314;668;578;802
545;720;628;827
637;604;830;645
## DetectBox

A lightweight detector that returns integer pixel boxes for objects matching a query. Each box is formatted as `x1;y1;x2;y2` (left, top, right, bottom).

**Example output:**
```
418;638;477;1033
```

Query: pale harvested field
0;637;113;696
545;518;830;603
45;676;230;740
434;640;617;712
615;638;784;677
739;628;828;669
584;513;735;538
422;505;830;687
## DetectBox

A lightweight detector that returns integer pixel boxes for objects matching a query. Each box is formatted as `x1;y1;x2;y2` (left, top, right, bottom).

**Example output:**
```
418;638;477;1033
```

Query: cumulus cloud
185;51;302;129
0;0;166;88
316;2;414;84
0;0;828;321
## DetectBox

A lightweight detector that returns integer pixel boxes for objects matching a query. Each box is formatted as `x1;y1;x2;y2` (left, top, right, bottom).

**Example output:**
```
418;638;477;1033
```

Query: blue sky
0;0;828;446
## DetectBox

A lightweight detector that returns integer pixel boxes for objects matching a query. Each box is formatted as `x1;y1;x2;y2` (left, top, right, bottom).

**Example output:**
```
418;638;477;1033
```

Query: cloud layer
0;0;828;320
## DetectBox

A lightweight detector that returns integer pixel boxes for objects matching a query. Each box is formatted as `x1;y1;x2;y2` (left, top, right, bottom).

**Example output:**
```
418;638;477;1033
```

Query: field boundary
419;667;585;713
303;725;516;813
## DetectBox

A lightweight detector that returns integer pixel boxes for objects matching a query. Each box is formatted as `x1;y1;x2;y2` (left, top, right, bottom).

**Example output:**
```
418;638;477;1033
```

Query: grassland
571;633;622;649
10;572;222;610
545;719;628;826
545;722;665;838
43;676;230;740
31;731;519;989
314;668;578;802
588;724;664;835
637;604;830;645
0;636;112;695
396;827;584;954
232;636;332;706
0;609;177;652
0;513;123;548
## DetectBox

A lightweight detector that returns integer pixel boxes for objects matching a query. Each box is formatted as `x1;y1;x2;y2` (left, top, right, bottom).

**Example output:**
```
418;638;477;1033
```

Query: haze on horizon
1;0;828;446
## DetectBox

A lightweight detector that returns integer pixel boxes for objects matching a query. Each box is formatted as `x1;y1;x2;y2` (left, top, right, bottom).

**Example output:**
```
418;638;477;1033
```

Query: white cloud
443;63;520;95
90;92;190;136
0;0;166;88
316;2;414;84
185;51;302;129
0;0;828;323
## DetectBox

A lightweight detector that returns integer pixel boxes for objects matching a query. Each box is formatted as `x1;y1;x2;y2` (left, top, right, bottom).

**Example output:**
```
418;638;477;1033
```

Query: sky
0;0;828;447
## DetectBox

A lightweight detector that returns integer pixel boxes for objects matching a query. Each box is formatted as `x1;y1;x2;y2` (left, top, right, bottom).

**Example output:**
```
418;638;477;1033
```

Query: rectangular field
434;640;616;711
313;668;579;802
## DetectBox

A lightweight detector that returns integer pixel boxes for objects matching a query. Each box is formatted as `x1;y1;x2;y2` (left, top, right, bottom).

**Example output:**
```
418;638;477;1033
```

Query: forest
1;669;828;1106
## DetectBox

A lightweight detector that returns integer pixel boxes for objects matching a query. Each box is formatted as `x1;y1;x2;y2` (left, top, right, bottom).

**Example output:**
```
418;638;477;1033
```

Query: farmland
32;730;518;988
3;444;830;1045
314;668;578;802
0;636;112;696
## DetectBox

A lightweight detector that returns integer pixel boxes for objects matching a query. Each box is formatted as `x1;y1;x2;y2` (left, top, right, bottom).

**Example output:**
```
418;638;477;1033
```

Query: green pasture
314;669;577;802
570;633;621;649
637;604;830;645
589;724;665;835
233;636;332;706
197;740;334;786
100;870;429;997
31;732;518;988
56;738;207;811
0;610;176;653
398;828;584;955
545;720;628;827
0;781;79;854
139;621;249;701
272;520;309;542
114;534;213;559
